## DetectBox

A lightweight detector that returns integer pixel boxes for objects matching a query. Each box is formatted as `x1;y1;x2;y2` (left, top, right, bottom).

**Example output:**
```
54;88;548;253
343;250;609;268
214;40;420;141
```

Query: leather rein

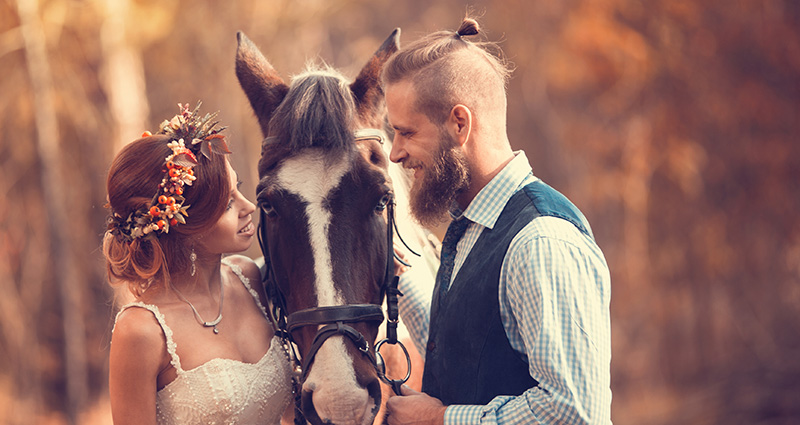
257;130;416;424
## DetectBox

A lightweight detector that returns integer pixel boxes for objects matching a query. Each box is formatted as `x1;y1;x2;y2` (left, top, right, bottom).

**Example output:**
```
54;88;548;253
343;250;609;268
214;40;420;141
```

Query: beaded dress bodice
114;259;292;424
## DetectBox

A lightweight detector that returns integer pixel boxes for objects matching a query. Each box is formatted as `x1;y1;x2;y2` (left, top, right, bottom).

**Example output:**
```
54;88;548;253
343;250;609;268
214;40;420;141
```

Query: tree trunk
15;0;88;422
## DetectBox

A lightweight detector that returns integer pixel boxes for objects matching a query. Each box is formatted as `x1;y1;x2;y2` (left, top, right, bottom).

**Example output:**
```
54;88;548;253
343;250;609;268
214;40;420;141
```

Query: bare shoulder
110;306;168;384
109;306;166;423
224;255;270;312
112;307;166;355
224;254;263;286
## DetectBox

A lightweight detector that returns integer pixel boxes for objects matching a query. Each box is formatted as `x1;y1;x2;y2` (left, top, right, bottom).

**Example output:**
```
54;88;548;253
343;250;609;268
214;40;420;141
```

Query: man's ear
449;104;472;146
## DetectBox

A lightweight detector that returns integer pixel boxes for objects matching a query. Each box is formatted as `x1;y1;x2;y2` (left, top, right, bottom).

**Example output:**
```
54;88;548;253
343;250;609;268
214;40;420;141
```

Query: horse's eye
375;193;392;213
260;200;276;217
257;187;277;218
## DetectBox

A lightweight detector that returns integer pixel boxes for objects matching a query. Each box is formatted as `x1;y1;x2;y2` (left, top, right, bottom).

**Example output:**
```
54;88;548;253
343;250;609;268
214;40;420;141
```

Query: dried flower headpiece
109;102;231;241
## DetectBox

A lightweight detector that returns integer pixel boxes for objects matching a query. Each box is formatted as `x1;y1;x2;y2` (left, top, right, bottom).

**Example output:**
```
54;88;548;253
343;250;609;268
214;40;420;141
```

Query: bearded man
383;17;613;425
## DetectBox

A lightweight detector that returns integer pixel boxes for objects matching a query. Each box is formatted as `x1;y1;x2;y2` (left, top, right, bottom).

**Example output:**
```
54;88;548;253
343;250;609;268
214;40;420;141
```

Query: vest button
427;341;436;352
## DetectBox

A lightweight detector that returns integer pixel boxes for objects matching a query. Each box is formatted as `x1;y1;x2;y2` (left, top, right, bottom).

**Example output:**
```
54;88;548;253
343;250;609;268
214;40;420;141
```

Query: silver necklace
173;273;224;334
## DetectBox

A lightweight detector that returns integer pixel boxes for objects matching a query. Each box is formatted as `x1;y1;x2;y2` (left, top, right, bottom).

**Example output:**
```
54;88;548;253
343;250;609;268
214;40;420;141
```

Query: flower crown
109;102;231;241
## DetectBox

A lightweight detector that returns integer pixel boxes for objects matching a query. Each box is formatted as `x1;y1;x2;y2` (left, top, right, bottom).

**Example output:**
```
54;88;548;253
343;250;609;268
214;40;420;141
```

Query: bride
103;103;292;424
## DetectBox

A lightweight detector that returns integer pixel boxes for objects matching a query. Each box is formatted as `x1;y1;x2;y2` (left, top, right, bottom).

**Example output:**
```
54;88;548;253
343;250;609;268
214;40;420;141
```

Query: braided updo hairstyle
103;134;230;296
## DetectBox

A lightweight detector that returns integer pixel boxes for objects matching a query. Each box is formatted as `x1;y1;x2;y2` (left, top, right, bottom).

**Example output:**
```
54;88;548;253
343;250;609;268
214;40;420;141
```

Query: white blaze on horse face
276;148;349;306
303;338;372;425
277;149;373;425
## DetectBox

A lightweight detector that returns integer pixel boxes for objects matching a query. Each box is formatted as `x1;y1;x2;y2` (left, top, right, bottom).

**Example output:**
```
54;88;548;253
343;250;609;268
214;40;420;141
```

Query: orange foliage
1;0;798;423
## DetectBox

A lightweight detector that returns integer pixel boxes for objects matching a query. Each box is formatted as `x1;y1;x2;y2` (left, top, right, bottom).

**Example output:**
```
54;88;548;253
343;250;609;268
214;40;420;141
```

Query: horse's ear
235;31;289;137
350;28;400;128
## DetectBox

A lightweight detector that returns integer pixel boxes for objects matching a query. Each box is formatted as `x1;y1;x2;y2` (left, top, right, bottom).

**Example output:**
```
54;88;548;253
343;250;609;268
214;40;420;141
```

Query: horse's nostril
302;381;378;425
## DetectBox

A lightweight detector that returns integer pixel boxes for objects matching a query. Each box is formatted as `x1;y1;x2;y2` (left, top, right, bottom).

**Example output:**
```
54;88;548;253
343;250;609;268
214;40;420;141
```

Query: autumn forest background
1;0;799;424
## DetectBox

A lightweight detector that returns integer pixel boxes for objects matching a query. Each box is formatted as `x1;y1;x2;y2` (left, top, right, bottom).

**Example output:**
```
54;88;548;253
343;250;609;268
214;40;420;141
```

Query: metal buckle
354;128;386;145
375;338;412;395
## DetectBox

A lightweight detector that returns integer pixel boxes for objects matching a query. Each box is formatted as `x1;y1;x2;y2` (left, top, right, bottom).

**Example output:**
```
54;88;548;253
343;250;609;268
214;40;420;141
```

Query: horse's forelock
267;65;356;155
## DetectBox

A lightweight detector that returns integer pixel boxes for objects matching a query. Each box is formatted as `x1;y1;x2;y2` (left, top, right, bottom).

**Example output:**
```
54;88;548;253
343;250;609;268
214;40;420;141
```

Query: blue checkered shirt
398;152;612;424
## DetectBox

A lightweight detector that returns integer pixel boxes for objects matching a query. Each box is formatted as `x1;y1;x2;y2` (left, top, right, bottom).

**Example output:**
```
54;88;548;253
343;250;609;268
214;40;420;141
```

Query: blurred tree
0;0;798;423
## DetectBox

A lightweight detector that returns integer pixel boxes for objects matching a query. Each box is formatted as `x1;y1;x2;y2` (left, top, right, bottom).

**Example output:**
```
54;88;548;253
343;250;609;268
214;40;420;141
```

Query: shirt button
427;341;436;352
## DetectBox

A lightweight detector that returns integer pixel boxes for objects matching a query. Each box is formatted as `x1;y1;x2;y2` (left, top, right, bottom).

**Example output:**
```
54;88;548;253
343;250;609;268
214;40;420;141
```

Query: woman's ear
449;104;472;146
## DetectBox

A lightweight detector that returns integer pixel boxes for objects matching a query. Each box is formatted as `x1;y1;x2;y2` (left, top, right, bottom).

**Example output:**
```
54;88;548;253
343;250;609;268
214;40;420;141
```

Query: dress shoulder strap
222;258;270;319
114;302;184;373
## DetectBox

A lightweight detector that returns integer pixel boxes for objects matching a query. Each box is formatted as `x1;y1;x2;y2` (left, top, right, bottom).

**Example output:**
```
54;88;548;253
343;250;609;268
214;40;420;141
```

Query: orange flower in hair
109;102;231;241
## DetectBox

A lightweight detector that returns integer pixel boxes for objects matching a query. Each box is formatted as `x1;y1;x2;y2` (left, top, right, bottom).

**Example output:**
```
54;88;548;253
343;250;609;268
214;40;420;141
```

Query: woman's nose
242;198;256;216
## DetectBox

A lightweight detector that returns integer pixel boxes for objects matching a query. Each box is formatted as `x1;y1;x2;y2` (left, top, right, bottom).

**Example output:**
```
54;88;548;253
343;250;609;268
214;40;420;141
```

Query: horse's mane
268;64;356;155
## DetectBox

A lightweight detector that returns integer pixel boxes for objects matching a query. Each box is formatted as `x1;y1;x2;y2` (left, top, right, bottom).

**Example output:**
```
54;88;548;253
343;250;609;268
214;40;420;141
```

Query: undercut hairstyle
103;135;230;296
382;18;512;126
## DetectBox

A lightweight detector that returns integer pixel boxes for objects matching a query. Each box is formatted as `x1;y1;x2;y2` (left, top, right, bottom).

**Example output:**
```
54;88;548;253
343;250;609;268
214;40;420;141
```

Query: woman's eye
226;198;234;211
375;193;392;213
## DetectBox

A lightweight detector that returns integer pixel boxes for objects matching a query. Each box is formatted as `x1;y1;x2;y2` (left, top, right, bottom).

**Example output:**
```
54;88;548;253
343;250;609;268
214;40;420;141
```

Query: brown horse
236;29;413;425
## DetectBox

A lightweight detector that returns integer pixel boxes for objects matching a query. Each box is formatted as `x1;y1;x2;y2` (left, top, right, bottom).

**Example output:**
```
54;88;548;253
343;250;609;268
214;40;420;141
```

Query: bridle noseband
258;129;417;424
287;304;384;381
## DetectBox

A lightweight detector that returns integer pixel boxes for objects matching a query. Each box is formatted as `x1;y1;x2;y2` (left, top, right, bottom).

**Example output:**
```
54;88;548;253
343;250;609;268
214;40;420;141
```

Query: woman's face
196;161;257;255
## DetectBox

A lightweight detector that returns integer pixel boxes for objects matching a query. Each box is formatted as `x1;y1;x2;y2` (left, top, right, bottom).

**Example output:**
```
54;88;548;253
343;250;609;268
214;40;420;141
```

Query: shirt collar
450;151;536;229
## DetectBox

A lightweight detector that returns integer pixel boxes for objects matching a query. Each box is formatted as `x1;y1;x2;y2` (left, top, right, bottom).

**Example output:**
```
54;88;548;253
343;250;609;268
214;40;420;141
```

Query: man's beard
408;133;470;228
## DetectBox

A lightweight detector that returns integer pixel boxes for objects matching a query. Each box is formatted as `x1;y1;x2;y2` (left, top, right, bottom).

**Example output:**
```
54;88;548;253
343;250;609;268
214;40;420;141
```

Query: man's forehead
386;82;421;128
386;79;417;103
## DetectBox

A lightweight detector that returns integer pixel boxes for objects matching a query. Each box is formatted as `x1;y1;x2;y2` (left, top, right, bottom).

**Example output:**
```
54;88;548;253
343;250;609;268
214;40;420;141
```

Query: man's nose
389;136;405;163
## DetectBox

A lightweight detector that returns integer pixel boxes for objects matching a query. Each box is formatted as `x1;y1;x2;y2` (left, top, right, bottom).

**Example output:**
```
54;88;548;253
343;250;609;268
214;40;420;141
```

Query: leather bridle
257;130;415;424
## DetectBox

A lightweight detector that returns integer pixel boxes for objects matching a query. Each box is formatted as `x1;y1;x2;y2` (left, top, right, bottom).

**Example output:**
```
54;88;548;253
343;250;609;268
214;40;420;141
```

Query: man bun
456;18;480;38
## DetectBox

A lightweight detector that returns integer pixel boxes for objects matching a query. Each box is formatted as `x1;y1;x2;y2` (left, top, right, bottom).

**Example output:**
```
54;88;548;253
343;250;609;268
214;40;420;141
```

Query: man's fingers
400;384;420;396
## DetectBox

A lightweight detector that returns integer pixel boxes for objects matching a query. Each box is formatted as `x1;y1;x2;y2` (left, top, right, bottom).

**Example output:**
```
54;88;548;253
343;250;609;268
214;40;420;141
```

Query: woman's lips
238;221;255;236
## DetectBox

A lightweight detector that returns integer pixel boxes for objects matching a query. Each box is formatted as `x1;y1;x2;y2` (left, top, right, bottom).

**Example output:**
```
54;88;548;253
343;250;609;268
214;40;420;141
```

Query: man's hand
385;385;446;425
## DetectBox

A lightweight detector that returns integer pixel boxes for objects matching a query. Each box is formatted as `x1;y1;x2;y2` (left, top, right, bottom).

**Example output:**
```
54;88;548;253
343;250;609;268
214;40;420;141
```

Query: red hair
103;134;230;296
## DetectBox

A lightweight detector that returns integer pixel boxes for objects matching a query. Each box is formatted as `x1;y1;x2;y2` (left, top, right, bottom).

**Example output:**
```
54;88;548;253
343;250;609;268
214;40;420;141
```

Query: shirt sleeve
397;255;435;356
444;217;613;425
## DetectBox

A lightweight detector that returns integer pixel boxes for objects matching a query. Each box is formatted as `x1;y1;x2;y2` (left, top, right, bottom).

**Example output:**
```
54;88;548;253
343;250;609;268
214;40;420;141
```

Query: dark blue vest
422;180;593;405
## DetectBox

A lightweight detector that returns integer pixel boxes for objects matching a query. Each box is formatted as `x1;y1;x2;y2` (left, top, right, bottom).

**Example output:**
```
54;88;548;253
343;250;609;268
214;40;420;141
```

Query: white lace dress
113;259;293;424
